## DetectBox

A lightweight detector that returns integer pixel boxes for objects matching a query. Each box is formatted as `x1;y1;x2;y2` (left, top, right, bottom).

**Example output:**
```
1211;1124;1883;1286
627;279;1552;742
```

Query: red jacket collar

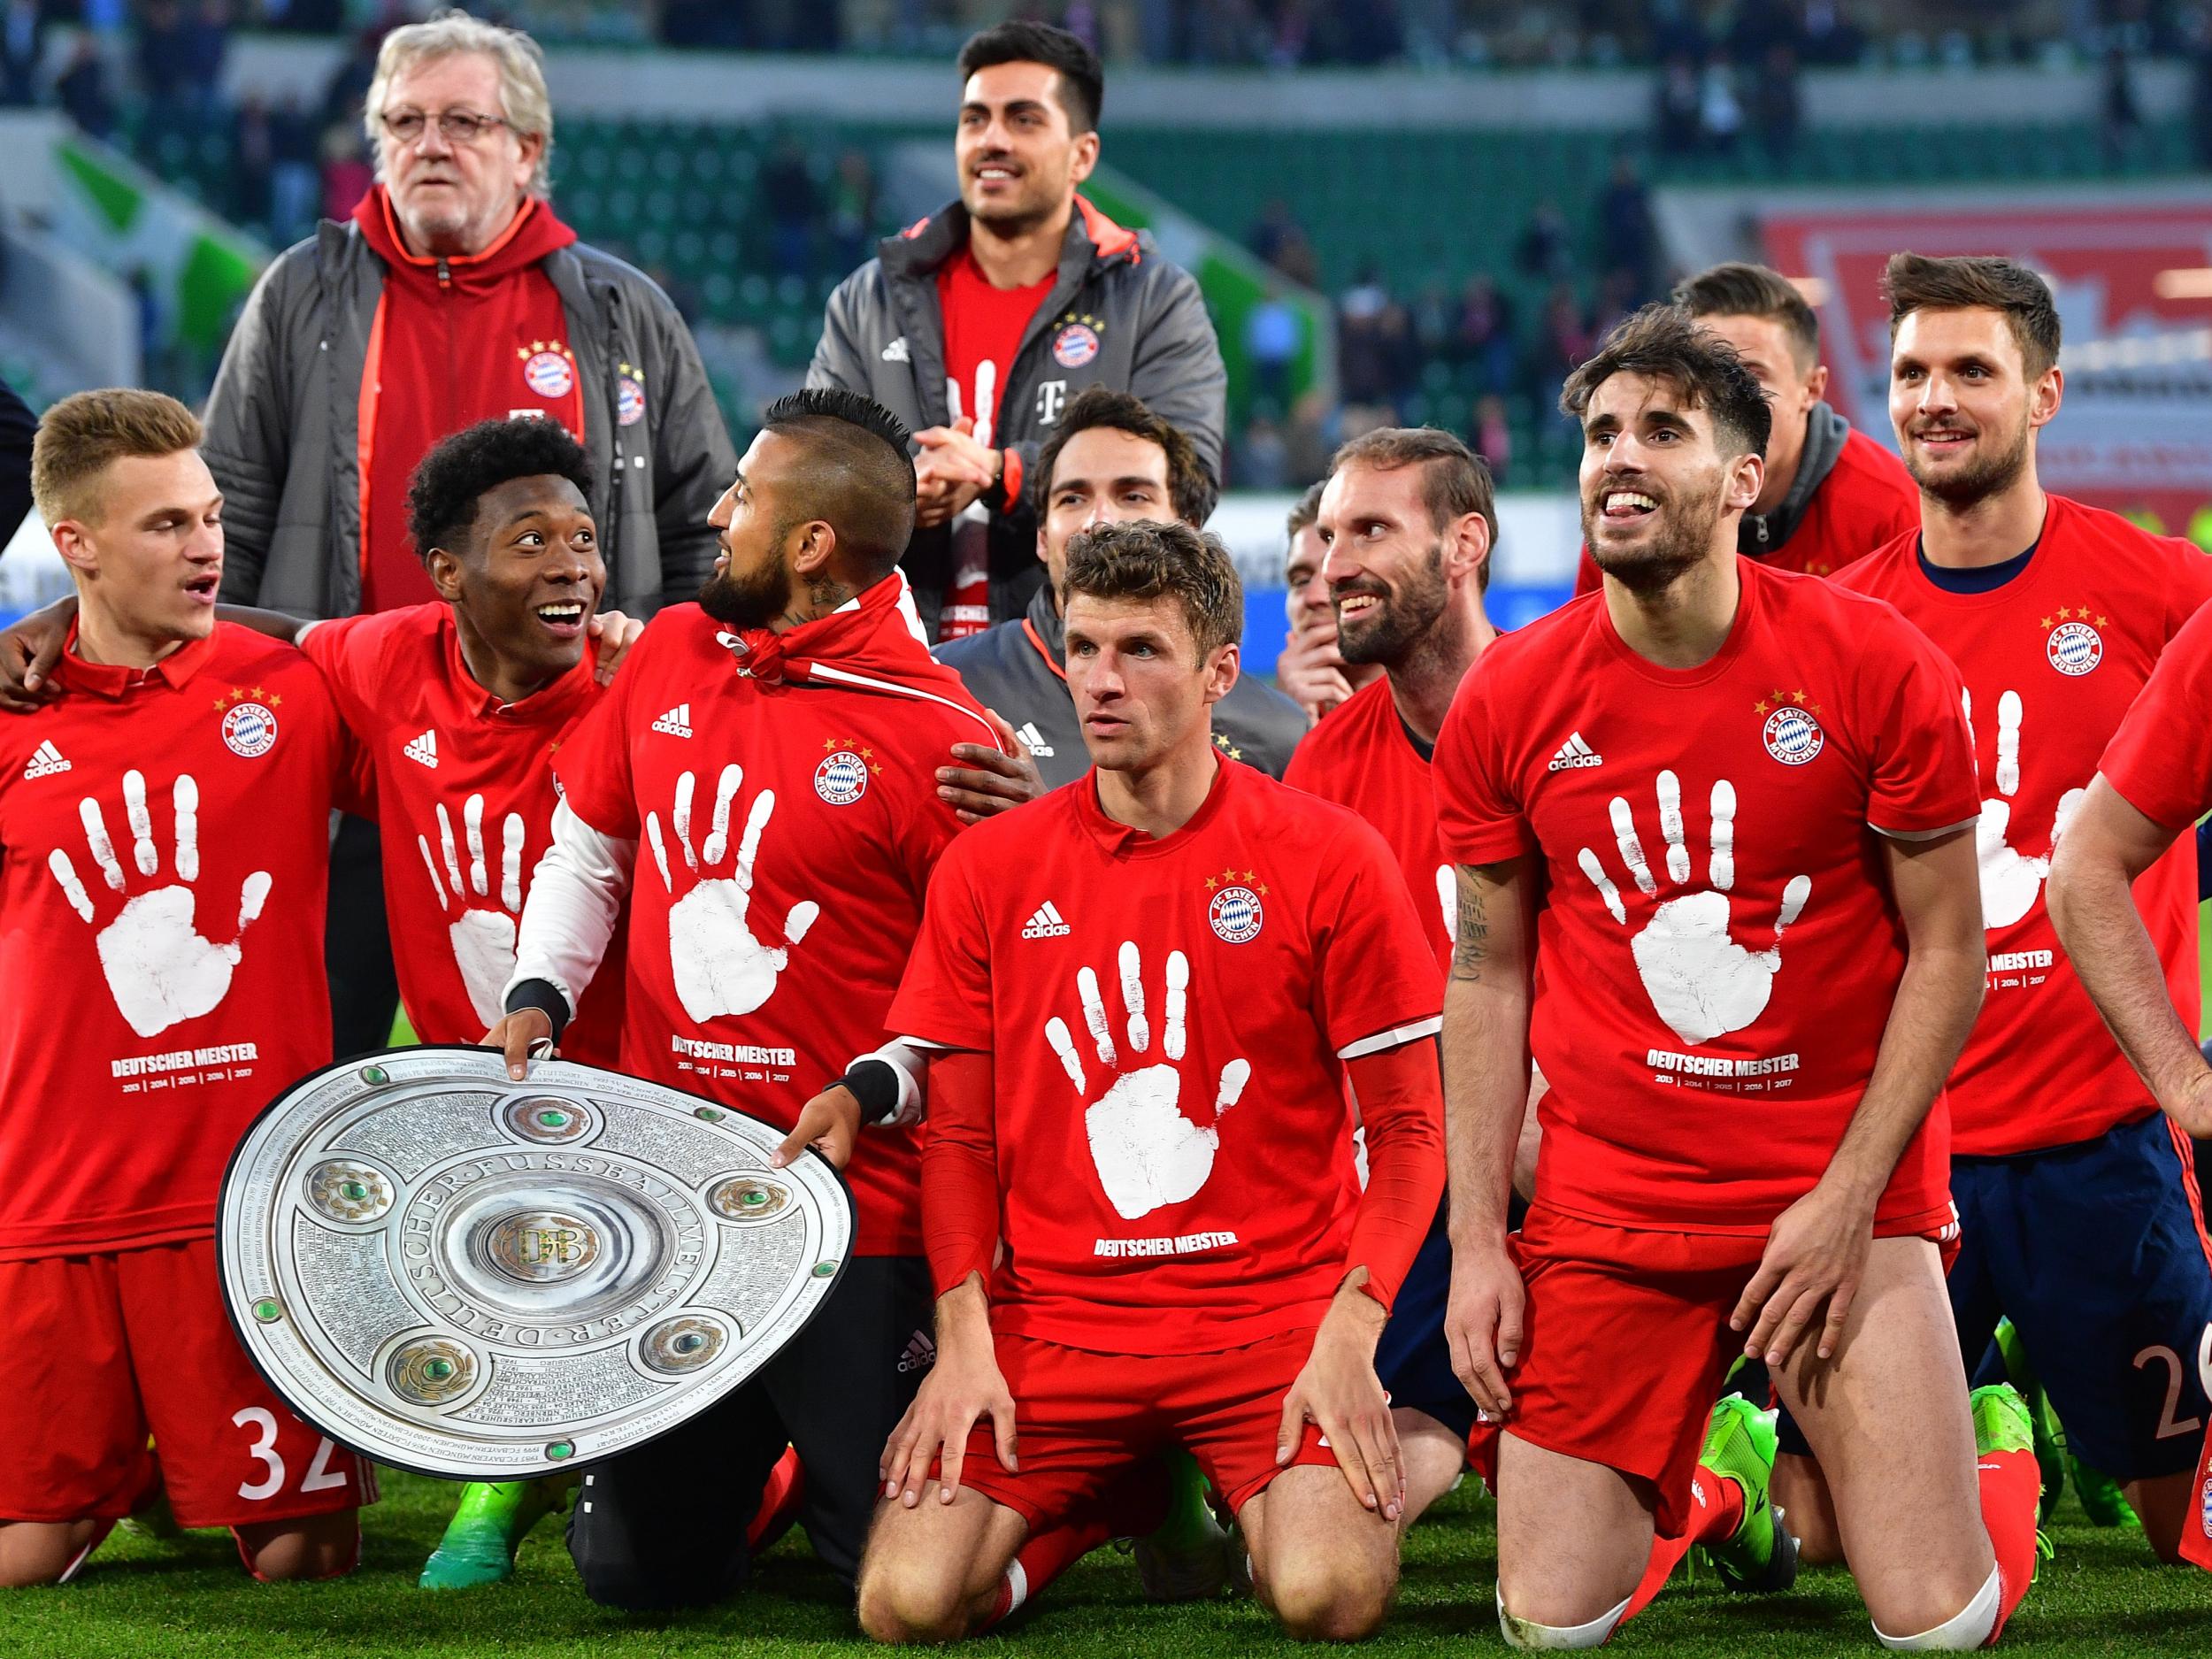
355;185;579;288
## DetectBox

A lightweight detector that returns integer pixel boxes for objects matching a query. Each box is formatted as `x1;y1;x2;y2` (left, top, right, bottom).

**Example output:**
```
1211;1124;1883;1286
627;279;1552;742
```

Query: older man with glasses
198;11;733;1148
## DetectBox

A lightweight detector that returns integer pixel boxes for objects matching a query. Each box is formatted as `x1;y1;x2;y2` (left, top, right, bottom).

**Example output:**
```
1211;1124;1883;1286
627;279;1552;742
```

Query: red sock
2185;1432;2212;1573
1975;1448;2039;1645
1620;1463;1744;1624
981;1462;1171;1627
745;1446;805;1554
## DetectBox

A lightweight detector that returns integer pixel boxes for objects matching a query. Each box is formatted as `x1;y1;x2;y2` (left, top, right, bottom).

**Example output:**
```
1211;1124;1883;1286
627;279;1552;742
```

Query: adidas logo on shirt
1021;900;1072;940
21;740;69;780
1547;730;1603;772
1015;721;1055;758
881;335;910;364
403;730;439;769
651;703;694;739
895;1330;936;1374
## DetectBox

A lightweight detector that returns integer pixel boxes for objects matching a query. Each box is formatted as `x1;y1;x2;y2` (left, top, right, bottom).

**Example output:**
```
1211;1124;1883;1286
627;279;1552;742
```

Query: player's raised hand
1444;1237;1525;1418
587;608;644;686
0;595;75;710
1730;1177;1875;1367
1275;615;1356;725
879;1285;1017;1508
482;1007;554;1080
771;1082;861;1171
937;707;1043;824
1277;1280;1402;1522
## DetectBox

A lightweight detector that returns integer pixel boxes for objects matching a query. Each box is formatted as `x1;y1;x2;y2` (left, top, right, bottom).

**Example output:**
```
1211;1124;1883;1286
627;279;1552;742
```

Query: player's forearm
217;603;308;646
2050;841;2205;1109
1340;1041;1446;1310
1441;975;1531;1248
932;1273;995;1356
919;1048;999;1299
503;799;634;1027
1824;940;1981;1206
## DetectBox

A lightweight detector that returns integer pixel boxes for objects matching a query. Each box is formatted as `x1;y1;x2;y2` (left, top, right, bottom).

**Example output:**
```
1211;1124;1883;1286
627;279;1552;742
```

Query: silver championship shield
219;1046;853;1479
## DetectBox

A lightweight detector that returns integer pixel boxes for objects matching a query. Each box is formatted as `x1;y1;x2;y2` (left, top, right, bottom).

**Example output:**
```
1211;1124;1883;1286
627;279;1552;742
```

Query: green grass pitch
6;1471;2210;1657
11;929;2212;1653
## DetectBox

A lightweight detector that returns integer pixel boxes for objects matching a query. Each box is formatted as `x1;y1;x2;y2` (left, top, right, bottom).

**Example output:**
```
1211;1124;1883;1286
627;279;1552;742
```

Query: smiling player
1437;306;2041;1650
1824;255;2212;1568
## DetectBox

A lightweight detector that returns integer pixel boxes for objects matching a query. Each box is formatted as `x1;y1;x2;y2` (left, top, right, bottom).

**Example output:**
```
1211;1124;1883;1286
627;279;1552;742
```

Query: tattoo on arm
1449;869;1489;983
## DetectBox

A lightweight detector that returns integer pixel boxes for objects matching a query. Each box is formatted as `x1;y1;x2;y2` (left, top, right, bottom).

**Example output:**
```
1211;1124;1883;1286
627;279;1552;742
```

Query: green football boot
1132;1449;1231;1601
2067;1455;2140;1529
419;1475;575;1589
1991;1319;2066;1523
1971;1384;2056;1576
1694;1394;1798;1594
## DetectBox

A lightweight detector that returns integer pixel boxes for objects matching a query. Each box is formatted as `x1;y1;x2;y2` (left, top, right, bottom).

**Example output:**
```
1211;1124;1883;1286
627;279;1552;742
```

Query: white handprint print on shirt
1047;941;1253;1221
1578;770;1811;1047
645;765;820;1023
1963;688;2085;931
417;794;526;1029
46;771;273;1039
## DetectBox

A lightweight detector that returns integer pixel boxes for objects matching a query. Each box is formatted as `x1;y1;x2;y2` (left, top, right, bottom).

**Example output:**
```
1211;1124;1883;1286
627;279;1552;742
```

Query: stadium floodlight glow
2153;267;2212;301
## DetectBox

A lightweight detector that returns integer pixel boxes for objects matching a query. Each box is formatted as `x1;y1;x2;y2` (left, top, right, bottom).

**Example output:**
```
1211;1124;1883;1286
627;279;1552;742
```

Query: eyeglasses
378;108;511;147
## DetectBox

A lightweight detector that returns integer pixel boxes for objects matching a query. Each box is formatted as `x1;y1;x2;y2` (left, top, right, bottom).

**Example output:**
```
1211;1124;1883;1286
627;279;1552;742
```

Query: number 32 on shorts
233;1406;350;1501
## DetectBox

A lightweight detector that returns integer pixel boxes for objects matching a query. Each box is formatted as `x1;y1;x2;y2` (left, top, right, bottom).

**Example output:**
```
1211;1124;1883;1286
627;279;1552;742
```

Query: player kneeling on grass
0;391;369;1586
856;519;1447;1642
1435;307;2042;1650
0;418;652;1589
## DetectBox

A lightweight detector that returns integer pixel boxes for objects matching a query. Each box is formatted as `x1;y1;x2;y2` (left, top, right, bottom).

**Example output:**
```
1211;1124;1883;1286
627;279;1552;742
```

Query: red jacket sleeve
1340;1040;1445;1311
920;1048;1000;1300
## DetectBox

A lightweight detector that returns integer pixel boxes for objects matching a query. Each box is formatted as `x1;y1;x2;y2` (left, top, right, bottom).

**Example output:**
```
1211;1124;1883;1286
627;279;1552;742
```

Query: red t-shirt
300;603;623;1064
1433;560;1979;1234
2104;589;2212;829
553;587;1000;1257
1834;497;2212;1155
1574;426;1919;594
0;624;357;1259
1283;676;1454;973
889;759;1445;1355
933;248;1054;640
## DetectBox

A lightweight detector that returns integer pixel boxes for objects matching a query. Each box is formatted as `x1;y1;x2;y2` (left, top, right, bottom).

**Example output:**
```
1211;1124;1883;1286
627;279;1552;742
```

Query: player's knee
0;1556;68;1589
1268;1560;1394;1642
855;1552;973;1645
237;1514;360;1582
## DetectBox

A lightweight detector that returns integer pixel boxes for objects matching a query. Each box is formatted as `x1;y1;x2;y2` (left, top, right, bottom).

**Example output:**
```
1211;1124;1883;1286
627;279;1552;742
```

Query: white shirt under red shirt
298;603;624;1065
546;577;1002;1258
0;623;359;1259
1834;495;2212;1156
1282;676;1454;973
1433;558;1980;1235
888;757;1446;1354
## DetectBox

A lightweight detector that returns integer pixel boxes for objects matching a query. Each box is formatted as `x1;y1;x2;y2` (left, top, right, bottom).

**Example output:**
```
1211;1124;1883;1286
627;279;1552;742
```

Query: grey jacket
204;217;735;620
935;582;1304;787
807;197;1225;635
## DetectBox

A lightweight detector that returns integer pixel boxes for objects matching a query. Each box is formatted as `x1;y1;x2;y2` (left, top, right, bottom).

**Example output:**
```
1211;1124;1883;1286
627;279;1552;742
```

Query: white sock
1872;1563;2001;1651
1002;1559;1029;1616
1496;1587;1632;1651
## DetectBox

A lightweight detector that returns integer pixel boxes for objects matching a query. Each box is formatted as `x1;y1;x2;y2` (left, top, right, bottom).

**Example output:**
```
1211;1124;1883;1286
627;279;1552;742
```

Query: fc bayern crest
523;349;575;399
1209;884;1264;944
1052;322;1101;369
222;701;279;758
2047;619;2103;677
814;749;869;806
2201;1474;2212;1540
617;374;646;426
1763;704;1824;766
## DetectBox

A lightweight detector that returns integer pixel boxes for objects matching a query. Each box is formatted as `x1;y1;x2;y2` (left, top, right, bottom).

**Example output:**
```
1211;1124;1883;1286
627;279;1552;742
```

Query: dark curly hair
407;417;595;561
1062;518;1242;657
1030;385;1217;529
1561;303;1772;462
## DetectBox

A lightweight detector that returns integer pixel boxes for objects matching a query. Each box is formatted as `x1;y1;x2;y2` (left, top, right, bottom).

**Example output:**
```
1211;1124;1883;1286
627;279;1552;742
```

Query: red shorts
0;1239;373;1530
1467;1204;1957;1537
945;1326;1335;1525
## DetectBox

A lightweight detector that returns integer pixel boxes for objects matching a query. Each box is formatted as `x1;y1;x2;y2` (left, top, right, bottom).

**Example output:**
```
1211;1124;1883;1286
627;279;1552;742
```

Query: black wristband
503;978;572;1044
840;1057;901;1123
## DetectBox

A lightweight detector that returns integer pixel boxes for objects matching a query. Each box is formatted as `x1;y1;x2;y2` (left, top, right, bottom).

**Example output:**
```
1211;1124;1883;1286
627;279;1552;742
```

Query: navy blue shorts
1375;1196;1517;1444
1776;1114;2212;1480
